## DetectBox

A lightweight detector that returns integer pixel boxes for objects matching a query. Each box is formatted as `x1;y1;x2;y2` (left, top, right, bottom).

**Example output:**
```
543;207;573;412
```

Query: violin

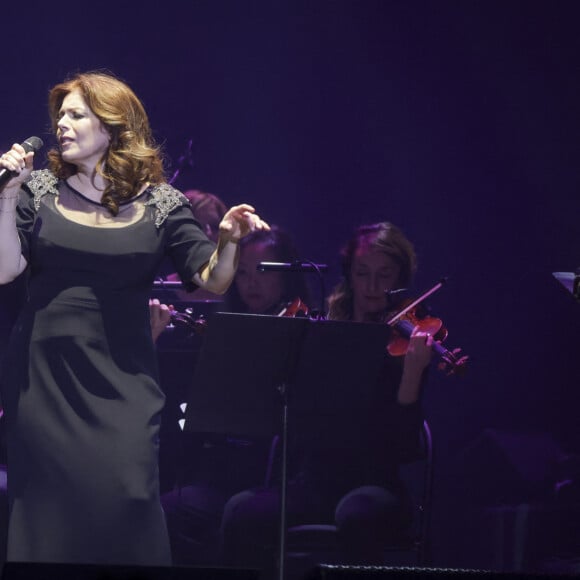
277;297;310;318
168;307;208;335
167;297;310;335
384;279;468;376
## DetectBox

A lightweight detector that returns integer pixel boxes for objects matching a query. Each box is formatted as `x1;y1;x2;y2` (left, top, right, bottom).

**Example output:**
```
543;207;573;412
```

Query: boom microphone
0;136;44;189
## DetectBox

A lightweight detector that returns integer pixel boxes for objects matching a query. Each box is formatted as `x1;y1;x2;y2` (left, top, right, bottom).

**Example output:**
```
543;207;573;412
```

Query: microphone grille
22;136;44;153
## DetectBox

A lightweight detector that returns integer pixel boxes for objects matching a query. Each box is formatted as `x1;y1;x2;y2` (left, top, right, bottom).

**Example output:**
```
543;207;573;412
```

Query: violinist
224;225;311;315
327;221;434;402
219;221;434;571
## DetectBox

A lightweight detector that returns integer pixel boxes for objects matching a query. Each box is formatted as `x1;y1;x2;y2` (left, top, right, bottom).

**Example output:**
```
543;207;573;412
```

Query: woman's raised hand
218;204;270;243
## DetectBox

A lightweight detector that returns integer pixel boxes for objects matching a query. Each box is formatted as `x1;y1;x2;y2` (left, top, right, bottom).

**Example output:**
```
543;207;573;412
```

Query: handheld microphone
0;136;44;189
257;261;328;273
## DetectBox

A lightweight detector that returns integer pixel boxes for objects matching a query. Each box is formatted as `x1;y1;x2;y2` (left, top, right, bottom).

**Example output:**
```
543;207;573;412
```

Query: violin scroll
436;346;469;377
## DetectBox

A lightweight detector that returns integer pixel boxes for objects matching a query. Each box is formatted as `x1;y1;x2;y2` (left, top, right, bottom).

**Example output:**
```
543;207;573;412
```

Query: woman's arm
0;143;34;284
149;298;172;343
397;329;433;404
193;204;269;294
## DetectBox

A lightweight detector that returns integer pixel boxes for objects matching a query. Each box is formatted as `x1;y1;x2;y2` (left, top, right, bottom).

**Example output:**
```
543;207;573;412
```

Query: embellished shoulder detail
26;169;59;211
144;183;189;228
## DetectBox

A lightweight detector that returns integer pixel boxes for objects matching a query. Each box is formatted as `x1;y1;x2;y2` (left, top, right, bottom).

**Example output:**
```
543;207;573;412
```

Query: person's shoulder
144;182;191;228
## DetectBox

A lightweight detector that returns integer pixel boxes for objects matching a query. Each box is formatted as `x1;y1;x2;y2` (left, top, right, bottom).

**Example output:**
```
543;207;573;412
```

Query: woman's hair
327;221;417;321
226;225;311;314
47;70;165;215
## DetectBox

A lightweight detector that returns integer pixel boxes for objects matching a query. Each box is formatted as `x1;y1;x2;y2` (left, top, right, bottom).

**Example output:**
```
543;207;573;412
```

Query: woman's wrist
218;235;240;246
215;235;241;256
0;195;19;210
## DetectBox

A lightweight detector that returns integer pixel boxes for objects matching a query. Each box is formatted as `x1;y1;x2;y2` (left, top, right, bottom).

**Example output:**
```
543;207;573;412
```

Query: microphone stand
257;260;328;318
255;259;327;580
152;279;183;289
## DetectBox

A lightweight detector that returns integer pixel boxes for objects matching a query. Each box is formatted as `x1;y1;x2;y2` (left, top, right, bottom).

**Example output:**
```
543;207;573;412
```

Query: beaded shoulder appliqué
26;169;59;211
144;183;189;228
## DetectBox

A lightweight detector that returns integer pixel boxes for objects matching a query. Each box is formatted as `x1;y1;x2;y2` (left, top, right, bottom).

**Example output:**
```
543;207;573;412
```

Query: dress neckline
64;179;150;206
54;180;150;230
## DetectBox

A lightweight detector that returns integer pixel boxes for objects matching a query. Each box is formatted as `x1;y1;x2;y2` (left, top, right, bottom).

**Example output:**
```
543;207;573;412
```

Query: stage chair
283;419;435;573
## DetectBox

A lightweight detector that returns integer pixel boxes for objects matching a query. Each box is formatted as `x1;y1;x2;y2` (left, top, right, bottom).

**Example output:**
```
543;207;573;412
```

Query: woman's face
350;242;401;322
235;242;285;314
56;89;110;171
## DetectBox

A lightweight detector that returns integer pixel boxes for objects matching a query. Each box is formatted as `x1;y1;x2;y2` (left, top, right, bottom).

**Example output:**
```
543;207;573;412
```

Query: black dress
0;170;215;565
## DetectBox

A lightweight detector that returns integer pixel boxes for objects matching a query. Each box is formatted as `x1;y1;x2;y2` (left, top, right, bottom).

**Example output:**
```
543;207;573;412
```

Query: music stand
552;271;580;302
184;313;392;580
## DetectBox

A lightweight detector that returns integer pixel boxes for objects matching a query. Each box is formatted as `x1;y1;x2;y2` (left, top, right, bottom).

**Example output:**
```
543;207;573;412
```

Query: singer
0;70;268;566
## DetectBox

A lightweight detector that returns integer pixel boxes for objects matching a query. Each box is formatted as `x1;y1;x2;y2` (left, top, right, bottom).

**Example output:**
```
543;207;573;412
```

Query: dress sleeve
14;184;37;264
162;204;216;292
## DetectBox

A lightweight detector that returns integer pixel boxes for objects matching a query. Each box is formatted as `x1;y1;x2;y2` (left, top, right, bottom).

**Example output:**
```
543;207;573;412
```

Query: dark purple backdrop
2;0;579;570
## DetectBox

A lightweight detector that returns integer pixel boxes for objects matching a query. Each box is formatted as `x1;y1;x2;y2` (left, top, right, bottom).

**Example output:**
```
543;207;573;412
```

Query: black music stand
184;313;392;580
552;270;580;302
